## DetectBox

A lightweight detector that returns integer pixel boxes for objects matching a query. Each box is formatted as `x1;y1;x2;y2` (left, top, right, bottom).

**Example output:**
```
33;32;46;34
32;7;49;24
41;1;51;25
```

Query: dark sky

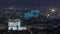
0;0;60;7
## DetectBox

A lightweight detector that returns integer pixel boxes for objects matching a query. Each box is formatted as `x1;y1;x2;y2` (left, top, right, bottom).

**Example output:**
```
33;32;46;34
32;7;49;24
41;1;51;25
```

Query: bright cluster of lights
8;19;27;30
47;8;57;18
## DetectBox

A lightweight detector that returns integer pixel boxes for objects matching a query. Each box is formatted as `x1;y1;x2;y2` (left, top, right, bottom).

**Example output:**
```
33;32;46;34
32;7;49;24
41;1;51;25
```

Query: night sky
0;0;60;7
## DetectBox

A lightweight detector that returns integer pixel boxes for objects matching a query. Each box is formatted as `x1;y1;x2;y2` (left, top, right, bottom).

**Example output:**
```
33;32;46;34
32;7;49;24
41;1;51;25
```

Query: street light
47;14;50;16
47;14;50;18
46;14;51;18
51;9;56;13
50;8;57;19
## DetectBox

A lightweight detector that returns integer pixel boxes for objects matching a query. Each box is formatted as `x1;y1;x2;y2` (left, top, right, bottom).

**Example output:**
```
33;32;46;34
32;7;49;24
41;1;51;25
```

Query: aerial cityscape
0;0;60;34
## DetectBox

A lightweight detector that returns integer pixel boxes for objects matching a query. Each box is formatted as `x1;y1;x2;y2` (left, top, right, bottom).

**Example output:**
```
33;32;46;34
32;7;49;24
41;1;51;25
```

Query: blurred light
51;9;56;13
47;14;50;16
8;19;27;30
23;10;39;19
8;6;14;9
53;25;57;28
47;14;51;18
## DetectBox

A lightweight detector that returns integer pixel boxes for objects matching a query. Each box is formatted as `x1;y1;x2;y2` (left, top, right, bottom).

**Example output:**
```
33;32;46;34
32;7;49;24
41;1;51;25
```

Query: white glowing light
51;9;56;13
47;14;50;16
8;19;27;30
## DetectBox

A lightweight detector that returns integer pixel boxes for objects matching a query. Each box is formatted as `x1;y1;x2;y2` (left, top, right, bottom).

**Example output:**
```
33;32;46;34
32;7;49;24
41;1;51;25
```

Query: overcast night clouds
0;0;60;7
